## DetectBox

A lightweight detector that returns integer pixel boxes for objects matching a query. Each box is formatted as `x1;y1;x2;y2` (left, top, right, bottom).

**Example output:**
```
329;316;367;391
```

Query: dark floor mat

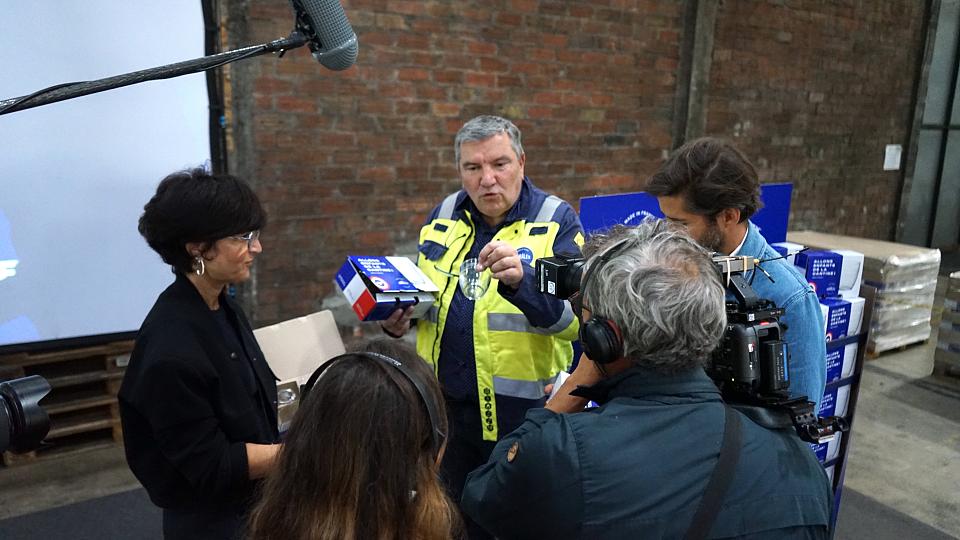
0;488;160;540
835;487;958;539
0;484;955;539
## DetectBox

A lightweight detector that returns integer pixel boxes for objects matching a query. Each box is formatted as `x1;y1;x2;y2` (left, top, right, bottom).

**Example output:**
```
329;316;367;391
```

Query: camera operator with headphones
461;220;831;540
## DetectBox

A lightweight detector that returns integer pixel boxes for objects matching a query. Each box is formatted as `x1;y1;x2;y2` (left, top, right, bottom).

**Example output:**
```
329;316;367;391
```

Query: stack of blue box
773;244;866;484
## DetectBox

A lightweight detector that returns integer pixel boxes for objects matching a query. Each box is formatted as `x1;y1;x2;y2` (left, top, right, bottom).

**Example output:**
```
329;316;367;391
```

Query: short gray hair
582;219;727;373
454;115;524;167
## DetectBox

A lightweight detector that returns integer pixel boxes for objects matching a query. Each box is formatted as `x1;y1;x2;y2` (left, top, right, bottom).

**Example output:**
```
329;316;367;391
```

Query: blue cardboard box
808;382;851;462
335;256;439;321
820;297;865;341
771;241;805;266
795;250;842;298
810;433;842;463
832;249;864;299
818;383;851;419
825;342;858;383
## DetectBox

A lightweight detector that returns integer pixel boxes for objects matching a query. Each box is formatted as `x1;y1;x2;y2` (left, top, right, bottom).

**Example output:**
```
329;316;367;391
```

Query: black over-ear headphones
300;352;446;456
578;237;633;365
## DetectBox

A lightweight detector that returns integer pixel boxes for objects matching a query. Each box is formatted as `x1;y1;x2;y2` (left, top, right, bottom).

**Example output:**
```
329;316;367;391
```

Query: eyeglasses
229;230;260;248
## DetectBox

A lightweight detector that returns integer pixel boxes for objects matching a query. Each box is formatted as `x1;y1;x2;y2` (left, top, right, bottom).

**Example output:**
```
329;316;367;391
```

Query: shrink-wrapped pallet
787;231;940;355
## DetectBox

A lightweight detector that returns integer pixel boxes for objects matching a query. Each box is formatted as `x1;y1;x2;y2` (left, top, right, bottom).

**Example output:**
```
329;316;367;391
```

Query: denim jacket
738;221;827;409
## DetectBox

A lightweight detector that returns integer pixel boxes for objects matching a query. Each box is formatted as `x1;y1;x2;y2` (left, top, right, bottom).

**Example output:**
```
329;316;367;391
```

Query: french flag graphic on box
335;256;439;321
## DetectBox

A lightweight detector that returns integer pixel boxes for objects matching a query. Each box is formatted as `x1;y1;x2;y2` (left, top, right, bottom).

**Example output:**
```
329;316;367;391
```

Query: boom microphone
290;0;359;70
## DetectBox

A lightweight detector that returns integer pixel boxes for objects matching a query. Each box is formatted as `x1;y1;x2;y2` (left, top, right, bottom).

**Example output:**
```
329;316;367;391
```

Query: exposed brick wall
703;0;926;240
225;0;683;326
224;0;927;327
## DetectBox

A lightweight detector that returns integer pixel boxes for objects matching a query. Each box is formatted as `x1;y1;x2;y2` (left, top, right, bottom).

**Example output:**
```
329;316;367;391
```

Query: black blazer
119;272;279;514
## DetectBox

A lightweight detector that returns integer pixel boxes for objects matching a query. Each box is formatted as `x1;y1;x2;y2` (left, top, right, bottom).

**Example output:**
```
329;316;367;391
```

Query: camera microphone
290;0;359;71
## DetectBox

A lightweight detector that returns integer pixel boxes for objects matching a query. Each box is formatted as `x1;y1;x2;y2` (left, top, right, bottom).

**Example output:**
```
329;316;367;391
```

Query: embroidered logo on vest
517;247;534;266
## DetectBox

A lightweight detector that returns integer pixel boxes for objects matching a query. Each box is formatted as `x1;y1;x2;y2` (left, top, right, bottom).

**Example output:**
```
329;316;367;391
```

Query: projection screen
0;1;212;350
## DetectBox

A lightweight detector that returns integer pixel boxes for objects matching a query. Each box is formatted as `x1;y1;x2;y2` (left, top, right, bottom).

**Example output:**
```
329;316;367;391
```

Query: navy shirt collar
454;176;535;229
570;366;722;405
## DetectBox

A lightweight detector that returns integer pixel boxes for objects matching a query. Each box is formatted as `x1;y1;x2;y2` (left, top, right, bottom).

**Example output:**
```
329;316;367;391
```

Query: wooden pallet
865;339;929;360
0;341;132;466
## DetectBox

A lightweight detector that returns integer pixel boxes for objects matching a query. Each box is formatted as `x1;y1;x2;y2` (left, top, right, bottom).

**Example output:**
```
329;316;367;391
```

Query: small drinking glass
459;258;491;300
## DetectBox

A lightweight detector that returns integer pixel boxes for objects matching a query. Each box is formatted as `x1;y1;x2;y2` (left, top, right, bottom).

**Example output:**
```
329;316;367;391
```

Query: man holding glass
381;115;583;539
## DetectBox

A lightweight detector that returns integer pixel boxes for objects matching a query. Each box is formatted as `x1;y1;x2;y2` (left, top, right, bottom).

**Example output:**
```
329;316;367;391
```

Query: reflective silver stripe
437;192;460;220
493;376;552;400
488;313;550;335
544;301;577;334
423;306;439;323
534;195;564;223
487;309;574;336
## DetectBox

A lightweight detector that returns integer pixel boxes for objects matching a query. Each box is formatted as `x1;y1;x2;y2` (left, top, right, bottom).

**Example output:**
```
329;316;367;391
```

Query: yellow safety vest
416;192;582;440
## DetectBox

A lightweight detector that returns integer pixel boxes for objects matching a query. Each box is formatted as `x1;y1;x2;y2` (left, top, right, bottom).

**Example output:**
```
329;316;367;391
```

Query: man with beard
644;137;826;409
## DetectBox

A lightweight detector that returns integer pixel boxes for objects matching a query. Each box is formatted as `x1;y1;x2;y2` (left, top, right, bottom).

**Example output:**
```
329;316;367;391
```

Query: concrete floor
838;341;960;537
1;282;959;537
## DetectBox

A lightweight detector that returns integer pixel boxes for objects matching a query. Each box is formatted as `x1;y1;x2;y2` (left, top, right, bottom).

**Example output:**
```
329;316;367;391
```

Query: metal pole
0;33;308;116
926;3;960;246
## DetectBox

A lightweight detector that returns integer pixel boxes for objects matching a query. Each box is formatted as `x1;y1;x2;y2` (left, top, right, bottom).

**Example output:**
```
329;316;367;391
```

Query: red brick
466;41;497;55
509;0;539;14
397;68;430;81
465;72;497;87
386;0;421;15
495;12;523;26
434;70;464;84
432;102;463;117
479;57;509;73
358;167;397;182
276;96;316;113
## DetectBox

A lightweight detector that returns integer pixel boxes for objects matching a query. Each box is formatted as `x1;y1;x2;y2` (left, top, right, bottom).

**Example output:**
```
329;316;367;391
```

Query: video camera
536;253;848;444
0;375;51;454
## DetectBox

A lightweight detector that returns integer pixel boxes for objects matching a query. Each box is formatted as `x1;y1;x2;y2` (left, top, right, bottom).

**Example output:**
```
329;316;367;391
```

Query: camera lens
0;375;51;454
561;260;585;299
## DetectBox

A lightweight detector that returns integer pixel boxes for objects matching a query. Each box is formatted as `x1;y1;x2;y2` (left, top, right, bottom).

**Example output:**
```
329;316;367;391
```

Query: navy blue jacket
462;367;832;539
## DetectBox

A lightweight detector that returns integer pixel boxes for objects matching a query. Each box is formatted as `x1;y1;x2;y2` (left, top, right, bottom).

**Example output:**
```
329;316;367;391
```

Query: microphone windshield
293;0;359;71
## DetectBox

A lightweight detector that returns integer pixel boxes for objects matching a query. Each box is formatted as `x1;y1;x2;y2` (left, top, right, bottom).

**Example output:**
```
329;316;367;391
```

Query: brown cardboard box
254;310;345;431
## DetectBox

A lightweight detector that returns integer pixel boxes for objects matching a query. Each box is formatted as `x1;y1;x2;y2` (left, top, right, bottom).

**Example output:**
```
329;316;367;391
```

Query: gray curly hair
454;115;524;167
581;219;727;373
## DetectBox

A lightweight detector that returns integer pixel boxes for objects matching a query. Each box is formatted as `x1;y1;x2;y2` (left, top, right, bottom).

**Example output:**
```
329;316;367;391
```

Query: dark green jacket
462;368;832;539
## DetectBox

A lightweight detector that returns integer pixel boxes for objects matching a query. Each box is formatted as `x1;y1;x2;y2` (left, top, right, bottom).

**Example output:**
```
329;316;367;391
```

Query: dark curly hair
137;167;266;274
645;137;763;222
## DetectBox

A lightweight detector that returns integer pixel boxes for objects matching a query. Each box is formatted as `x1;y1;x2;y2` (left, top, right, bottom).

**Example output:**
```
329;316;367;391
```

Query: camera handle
732;398;848;444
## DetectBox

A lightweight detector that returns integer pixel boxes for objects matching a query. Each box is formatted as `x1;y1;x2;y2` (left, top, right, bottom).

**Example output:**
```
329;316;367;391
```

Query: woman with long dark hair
248;338;459;540
119;167;281;540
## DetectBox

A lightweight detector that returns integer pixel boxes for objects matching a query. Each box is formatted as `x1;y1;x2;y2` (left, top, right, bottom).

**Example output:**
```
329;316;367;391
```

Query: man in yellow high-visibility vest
382;115;583;539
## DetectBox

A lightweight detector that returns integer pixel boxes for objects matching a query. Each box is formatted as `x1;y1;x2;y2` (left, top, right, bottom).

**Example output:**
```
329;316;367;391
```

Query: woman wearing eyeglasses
118;167;281;540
